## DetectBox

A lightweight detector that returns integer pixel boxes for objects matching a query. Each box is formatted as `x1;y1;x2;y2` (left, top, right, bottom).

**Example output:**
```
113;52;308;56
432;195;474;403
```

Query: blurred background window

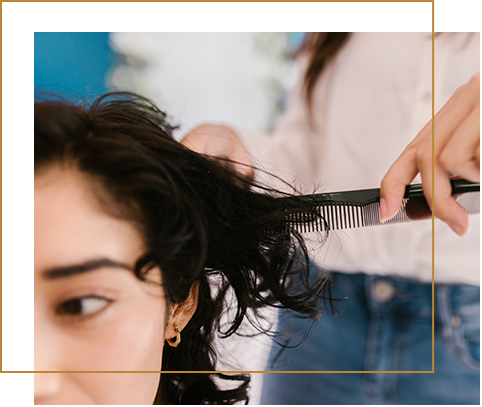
34;32;306;137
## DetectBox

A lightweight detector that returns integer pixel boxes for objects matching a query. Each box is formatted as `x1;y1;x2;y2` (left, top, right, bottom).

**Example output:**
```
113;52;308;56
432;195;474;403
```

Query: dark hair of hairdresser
299;32;351;109
35;92;333;404
300;32;452;109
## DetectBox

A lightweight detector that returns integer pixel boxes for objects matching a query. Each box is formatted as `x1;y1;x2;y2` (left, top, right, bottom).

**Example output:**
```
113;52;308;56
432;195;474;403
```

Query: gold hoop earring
166;324;181;347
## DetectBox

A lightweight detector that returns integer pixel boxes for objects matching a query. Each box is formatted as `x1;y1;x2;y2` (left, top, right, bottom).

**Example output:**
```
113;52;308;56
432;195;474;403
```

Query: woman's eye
57;296;111;318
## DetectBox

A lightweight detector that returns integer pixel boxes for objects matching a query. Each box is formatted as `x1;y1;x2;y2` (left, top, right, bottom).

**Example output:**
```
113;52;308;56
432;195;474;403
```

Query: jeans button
371;280;395;302
450;315;462;327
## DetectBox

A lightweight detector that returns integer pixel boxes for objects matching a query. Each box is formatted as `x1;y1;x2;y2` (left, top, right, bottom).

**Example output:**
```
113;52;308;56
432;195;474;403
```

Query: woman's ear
165;281;199;340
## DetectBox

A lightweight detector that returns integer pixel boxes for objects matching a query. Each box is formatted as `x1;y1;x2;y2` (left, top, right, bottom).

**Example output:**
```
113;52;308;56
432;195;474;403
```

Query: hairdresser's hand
380;72;480;236
181;124;254;179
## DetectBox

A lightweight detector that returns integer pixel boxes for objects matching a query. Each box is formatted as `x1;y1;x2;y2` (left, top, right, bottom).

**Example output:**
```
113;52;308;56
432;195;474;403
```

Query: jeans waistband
328;271;480;323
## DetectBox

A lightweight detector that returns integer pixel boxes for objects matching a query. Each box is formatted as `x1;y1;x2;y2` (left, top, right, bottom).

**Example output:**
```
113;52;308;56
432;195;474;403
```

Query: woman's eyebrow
42;258;132;279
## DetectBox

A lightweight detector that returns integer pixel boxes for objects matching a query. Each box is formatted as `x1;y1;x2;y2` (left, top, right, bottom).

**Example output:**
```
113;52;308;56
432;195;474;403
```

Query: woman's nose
35;309;64;401
34;323;63;402
34;373;62;403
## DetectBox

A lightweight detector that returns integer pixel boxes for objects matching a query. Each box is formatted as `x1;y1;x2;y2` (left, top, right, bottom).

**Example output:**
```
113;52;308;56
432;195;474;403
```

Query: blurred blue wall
34;32;115;100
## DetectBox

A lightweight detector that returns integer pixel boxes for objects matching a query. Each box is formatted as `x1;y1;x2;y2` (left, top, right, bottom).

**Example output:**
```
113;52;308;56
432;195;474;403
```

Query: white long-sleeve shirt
243;32;480;285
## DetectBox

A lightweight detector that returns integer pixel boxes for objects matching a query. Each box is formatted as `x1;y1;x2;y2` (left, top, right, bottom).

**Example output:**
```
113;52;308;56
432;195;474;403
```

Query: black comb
283;179;480;233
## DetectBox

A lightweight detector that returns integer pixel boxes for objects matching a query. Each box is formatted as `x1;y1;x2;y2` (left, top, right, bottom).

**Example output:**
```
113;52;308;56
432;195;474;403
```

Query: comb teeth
456;191;480;215
285;190;480;233
287;203;364;232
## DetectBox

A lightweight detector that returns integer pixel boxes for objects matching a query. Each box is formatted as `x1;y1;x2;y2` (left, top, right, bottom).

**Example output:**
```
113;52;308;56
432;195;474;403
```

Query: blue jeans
260;271;480;405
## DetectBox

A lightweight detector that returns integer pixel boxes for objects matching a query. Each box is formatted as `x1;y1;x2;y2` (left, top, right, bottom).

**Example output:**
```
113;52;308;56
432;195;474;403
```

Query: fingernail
379;197;387;223
447;221;466;237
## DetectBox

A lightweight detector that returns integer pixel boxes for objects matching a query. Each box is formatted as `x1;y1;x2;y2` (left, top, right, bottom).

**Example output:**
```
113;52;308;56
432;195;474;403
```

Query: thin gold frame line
32;30;435;374
1;370;436;374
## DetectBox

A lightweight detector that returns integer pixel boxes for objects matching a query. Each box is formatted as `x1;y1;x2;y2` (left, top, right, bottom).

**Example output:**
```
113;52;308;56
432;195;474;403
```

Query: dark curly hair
34;92;333;404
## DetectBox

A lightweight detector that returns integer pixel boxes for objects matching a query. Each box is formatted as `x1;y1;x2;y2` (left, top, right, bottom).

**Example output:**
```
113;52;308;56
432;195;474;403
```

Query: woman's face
34;167;166;404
